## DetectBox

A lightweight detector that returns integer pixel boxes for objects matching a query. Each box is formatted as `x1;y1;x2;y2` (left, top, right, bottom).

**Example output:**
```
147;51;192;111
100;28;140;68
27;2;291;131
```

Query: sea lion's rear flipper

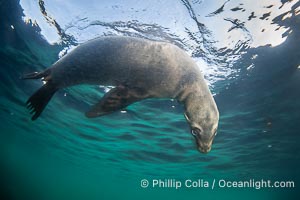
26;81;58;120
21;69;51;81
85;86;144;118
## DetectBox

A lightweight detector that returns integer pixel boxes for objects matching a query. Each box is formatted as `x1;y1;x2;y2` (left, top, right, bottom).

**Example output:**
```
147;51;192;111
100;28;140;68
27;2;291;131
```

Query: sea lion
23;36;219;153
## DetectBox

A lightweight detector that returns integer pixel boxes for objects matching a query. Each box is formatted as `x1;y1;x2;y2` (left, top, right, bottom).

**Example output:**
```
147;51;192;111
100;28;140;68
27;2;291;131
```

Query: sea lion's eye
191;130;197;136
191;128;201;137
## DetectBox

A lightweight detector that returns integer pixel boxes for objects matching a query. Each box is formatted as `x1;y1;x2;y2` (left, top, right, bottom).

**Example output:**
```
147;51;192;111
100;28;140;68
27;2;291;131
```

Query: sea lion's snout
198;145;211;153
191;127;214;154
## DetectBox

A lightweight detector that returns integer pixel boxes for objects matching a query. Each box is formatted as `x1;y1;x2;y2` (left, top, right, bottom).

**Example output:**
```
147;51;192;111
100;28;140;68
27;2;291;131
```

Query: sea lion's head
184;93;219;153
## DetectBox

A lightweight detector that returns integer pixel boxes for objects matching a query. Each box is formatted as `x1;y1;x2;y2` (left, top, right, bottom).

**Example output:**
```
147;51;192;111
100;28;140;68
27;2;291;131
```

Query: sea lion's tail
26;81;58;120
23;70;57;120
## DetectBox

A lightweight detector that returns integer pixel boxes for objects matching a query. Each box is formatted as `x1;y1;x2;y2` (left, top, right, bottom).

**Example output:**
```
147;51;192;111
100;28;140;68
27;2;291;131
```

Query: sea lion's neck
180;92;207;116
177;83;218;122
176;83;206;103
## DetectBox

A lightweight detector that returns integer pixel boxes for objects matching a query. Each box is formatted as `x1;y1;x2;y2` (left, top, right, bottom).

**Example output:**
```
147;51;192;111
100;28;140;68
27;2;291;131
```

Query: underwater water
1;0;300;199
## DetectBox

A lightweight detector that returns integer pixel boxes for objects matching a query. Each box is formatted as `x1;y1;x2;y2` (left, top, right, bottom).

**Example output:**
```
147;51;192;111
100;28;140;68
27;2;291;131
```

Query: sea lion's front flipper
85;85;143;118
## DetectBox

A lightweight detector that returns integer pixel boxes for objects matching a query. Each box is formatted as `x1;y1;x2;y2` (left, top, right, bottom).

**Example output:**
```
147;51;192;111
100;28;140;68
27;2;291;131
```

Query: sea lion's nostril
198;145;211;154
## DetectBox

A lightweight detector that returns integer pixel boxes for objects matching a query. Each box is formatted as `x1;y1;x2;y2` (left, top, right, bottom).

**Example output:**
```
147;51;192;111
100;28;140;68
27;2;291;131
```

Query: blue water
1;0;300;199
